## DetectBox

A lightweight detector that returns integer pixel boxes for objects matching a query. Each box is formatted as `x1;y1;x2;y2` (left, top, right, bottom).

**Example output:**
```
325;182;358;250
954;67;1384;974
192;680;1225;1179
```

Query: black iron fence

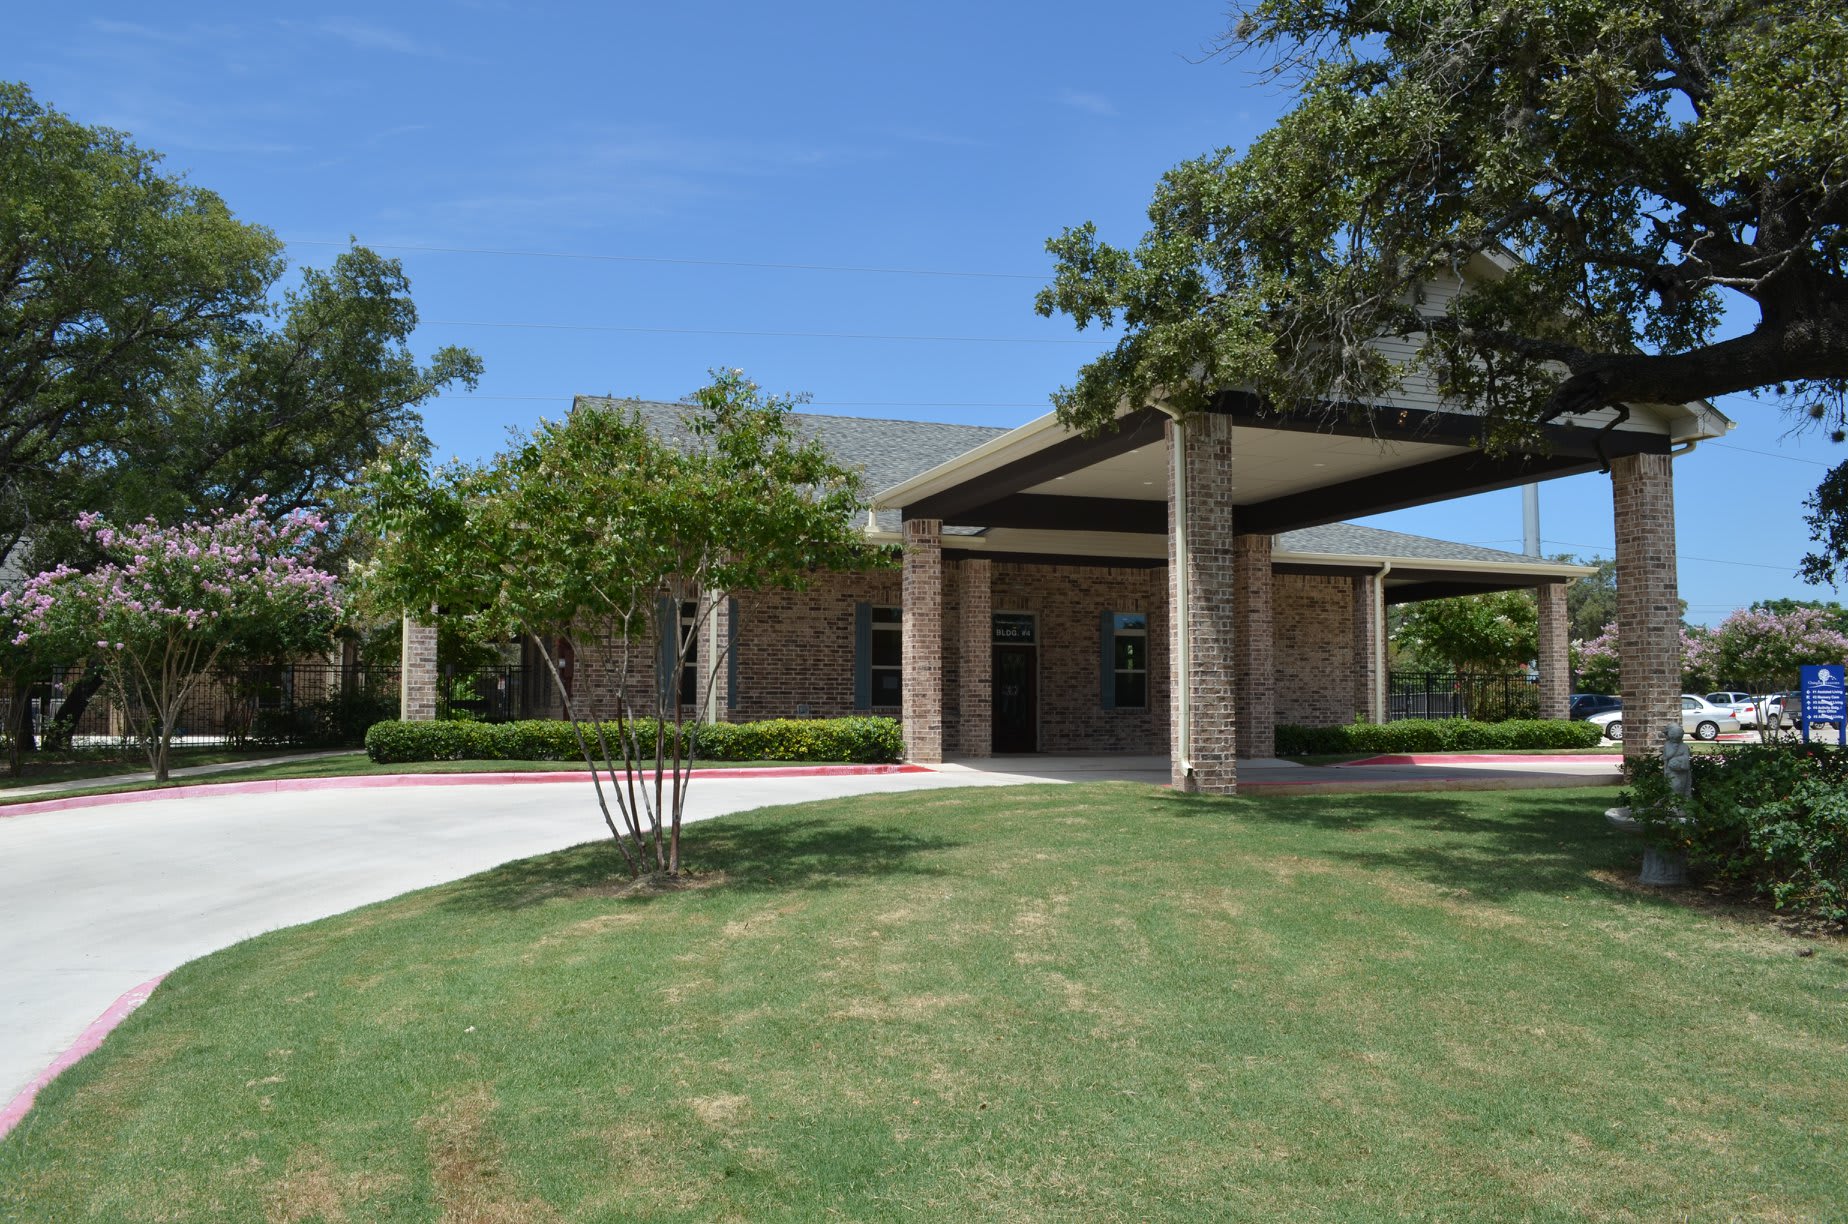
438;664;538;723
1388;671;1540;722
2;661;546;752
4;663;402;751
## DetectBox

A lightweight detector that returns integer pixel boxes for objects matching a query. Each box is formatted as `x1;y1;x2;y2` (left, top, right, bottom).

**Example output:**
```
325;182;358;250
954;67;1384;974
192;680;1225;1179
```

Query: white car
1590;694;1741;742
1704;691;1761;727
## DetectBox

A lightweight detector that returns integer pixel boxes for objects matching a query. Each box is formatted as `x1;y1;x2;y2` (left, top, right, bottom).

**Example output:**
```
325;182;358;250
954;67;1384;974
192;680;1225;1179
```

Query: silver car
1590;694;1741;742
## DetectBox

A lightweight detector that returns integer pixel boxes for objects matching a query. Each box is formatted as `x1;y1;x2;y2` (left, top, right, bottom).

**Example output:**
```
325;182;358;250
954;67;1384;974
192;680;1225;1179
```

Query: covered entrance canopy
872;390;1731;792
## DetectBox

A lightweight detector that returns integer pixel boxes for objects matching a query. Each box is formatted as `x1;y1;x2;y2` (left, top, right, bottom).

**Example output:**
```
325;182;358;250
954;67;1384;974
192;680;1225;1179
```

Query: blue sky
5;2;1838;627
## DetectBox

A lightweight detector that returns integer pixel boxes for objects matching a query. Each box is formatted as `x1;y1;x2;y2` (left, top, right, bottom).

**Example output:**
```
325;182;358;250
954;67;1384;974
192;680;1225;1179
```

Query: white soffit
1021;426;1472;503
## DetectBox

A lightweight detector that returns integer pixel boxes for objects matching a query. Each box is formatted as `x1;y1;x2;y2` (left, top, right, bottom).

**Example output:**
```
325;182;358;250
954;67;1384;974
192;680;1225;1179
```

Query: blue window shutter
853;602;872;710
1100;609;1116;709
727;597;739;712
656;595;676;706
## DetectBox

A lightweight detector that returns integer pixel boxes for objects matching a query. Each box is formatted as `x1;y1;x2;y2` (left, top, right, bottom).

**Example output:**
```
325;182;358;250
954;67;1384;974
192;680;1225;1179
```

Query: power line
286;237;1046;281
420;319;1107;345
1552;538;1805;573
1706;441;1834;467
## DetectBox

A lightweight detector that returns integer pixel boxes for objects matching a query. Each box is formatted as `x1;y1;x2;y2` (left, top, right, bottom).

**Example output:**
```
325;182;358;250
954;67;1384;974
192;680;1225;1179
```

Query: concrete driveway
0;768;1049;1110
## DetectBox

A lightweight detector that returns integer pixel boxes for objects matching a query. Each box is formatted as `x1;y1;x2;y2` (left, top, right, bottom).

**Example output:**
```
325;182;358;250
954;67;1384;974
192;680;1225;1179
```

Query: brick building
404;371;1729;793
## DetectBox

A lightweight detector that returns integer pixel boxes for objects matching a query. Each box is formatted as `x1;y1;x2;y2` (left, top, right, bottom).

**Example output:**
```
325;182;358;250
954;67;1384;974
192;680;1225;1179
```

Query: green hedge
1275;718;1604;756
1627;741;1848;927
364;716;905;765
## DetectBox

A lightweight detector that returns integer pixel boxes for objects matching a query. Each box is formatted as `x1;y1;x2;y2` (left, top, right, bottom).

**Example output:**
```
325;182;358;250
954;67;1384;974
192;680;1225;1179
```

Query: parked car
1705;691;1761;727
1569;693;1622;721
1589;694;1741;742
1761;691;1838;730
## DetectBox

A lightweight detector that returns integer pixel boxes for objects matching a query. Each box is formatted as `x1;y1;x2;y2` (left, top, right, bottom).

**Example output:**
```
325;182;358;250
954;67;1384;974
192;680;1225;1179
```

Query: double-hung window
854;603;902;707
1100;611;1148;709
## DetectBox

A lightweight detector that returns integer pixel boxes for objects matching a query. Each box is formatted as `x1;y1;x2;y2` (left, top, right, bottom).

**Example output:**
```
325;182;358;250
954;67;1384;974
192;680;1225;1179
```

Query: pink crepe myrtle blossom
6;500;343;782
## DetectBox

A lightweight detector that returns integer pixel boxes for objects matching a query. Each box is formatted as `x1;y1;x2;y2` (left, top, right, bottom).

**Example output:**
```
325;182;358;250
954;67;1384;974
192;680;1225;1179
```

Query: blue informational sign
1800;664;1847;745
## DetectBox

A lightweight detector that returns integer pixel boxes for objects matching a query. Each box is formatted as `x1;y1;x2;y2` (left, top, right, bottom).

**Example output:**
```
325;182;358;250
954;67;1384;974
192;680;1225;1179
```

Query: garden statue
1641;724;1692;886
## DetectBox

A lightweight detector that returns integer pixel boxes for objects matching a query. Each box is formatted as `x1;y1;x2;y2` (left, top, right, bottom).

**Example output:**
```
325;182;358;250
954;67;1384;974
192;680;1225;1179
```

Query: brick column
400;614;437;721
1234;533;1274;758
957;557;992;756
1612;452;1681;760
1167;414;1238;793
1535;581;1569;720
696;589;730;722
902;518;944;763
1353;574;1384;722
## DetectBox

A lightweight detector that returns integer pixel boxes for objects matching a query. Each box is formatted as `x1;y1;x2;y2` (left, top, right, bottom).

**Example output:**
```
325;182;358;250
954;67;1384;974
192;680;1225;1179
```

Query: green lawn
4;783;1843;1221
0;752;827;806
0;747;294;791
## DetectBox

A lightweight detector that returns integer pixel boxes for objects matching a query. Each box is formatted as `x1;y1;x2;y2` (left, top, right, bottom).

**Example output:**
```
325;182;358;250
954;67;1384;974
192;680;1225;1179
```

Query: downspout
1156;404;1194;782
1373;561;1392;723
1669;439;1699;459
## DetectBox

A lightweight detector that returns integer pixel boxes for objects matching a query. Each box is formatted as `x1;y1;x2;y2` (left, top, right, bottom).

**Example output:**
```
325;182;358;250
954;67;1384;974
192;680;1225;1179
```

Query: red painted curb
1340;754;1625;766
0;974;166;1141
0;763;934;819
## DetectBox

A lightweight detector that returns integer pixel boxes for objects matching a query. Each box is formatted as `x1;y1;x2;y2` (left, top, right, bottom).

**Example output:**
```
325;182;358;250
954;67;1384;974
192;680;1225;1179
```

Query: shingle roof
585;396;1574;568
1278;523;1559;567
585;398;1007;533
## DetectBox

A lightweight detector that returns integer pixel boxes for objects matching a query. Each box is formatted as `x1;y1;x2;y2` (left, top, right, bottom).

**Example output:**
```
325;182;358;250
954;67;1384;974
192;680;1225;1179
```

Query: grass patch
0;753;838;807
4;783;1844;1220
0;747;292;790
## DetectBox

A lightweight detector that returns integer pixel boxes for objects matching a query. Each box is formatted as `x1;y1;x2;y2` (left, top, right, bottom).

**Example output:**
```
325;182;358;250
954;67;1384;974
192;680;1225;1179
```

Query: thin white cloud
1056;89;1118;117
288;17;466;61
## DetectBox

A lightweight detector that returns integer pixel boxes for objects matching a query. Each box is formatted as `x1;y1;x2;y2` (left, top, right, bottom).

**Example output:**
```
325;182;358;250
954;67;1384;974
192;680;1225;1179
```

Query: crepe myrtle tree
1685;606;1848;692
1574;621;1708;694
358;371;887;878
1393;590;1538;676
4;501;341;780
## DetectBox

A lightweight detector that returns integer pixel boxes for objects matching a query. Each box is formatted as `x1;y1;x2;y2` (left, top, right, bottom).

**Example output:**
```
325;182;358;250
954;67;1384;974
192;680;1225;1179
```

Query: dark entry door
992;644;1037;753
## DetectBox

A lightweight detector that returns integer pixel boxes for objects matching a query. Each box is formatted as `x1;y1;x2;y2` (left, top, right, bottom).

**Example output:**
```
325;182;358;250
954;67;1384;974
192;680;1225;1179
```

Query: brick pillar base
1536;581;1569;720
957;557;992;756
902;518;944;763
400;615;437;721
1234;533;1274;758
1168;415;1238;793
1613;453;1680;761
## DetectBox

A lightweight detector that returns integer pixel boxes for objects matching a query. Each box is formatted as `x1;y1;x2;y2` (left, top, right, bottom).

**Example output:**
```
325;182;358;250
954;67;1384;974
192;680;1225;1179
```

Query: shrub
1274;718;1603;756
364;716;905;766
1626;741;1848;927
248;690;398;749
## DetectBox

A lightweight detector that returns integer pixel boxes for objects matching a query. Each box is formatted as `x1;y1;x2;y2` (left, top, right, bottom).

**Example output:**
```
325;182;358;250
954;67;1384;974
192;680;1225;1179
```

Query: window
1101;611;1148;709
870;606;902;705
678;600;698;707
854;603;902;708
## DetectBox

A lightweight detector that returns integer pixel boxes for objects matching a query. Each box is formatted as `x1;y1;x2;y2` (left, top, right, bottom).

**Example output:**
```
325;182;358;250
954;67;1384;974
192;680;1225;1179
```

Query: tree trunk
42;670;104;751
